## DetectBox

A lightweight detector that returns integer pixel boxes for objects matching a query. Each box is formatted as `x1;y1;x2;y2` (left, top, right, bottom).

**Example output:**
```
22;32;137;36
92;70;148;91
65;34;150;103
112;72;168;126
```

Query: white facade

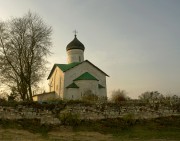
64;61;107;99
48;60;108;100
48;66;65;99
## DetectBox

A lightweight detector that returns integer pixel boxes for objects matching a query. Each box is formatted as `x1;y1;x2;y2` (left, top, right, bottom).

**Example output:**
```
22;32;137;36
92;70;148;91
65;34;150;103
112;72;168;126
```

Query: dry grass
0;116;180;141
48;131;115;141
0;128;115;141
0;128;44;141
0;128;179;141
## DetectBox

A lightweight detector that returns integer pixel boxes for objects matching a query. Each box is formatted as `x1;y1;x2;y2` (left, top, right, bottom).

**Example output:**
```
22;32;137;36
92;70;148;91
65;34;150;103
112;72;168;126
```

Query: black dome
66;35;85;51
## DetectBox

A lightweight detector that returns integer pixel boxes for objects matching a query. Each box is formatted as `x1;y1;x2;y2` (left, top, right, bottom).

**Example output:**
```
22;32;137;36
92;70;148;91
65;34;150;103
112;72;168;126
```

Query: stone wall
0;105;60;125
0;102;179;125
63;103;179;120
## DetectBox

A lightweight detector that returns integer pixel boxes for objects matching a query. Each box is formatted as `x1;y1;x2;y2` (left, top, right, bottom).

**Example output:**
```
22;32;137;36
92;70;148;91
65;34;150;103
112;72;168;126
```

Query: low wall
0;102;179;125
63;103;179;120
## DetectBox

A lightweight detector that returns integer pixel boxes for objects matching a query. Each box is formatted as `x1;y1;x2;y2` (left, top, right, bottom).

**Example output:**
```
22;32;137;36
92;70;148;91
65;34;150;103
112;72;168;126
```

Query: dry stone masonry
0;102;179;125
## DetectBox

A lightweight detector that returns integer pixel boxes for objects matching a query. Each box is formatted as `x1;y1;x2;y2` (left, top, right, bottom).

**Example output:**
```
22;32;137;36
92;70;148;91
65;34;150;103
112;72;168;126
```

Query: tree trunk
28;83;33;101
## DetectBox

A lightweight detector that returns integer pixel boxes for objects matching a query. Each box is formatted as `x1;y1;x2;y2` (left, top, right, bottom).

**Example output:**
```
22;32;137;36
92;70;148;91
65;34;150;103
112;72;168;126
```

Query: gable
74;72;99;81
83;60;109;77
47;60;109;80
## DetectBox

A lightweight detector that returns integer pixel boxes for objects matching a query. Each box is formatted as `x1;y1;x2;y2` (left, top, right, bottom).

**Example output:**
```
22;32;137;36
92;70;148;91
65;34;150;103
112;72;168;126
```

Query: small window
72;95;74;99
79;56;81;62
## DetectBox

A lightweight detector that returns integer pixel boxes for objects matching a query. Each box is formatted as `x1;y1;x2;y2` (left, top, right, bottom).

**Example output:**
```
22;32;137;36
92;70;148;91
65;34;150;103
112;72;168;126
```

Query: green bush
0;119;51;136
59;112;80;127
122;113;136;128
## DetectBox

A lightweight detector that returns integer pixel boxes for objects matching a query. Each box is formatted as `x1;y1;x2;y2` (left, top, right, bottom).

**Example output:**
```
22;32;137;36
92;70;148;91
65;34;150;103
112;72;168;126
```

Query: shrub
59;112;80;127
138;91;163;103
111;89;128;103
66;100;92;106
122;113;136;128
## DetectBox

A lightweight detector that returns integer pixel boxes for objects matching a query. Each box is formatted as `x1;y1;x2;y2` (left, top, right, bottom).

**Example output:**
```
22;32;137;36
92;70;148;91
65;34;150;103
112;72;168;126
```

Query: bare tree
0;11;52;101
138;91;163;102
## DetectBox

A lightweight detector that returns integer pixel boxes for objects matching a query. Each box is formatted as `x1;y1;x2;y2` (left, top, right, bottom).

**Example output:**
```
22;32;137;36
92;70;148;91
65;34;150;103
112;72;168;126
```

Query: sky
0;0;180;98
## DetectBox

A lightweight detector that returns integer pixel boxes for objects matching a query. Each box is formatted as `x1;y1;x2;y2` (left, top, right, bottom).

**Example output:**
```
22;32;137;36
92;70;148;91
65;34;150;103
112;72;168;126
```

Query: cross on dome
73;30;78;37
66;30;85;51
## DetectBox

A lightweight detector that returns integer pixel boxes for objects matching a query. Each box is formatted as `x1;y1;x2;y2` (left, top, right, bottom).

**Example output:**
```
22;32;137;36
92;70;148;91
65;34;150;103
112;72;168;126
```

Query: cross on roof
73;30;78;37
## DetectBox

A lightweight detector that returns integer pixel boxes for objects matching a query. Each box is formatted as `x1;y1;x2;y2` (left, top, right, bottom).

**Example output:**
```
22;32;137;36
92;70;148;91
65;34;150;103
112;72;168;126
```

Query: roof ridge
47;60;109;80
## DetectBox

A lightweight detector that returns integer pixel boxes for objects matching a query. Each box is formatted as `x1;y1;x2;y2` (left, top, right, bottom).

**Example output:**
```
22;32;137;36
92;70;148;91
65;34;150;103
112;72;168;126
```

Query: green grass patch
0;116;180;140
73;116;180;140
0;119;51;136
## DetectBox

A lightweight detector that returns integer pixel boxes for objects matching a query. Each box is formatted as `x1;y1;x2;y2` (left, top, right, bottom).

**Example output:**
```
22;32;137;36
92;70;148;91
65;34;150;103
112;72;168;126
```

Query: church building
33;34;109;101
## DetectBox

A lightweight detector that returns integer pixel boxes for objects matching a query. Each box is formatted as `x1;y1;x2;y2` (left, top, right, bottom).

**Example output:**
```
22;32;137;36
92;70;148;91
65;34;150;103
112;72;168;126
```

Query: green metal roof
47;60;109;80
98;84;105;88
47;62;80;79
66;82;79;88
74;72;99;81
56;62;80;72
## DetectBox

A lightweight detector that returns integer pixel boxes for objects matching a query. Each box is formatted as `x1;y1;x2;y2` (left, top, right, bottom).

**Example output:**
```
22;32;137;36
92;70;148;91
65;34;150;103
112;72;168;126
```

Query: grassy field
0;116;180;141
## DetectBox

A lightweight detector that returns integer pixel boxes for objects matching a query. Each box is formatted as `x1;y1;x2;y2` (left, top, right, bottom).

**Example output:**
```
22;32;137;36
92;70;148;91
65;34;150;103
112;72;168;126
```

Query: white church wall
49;67;65;99
99;88;106;97
64;61;106;87
64;61;107;98
65;88;80;100
75;80;99;96
67;49;84;63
